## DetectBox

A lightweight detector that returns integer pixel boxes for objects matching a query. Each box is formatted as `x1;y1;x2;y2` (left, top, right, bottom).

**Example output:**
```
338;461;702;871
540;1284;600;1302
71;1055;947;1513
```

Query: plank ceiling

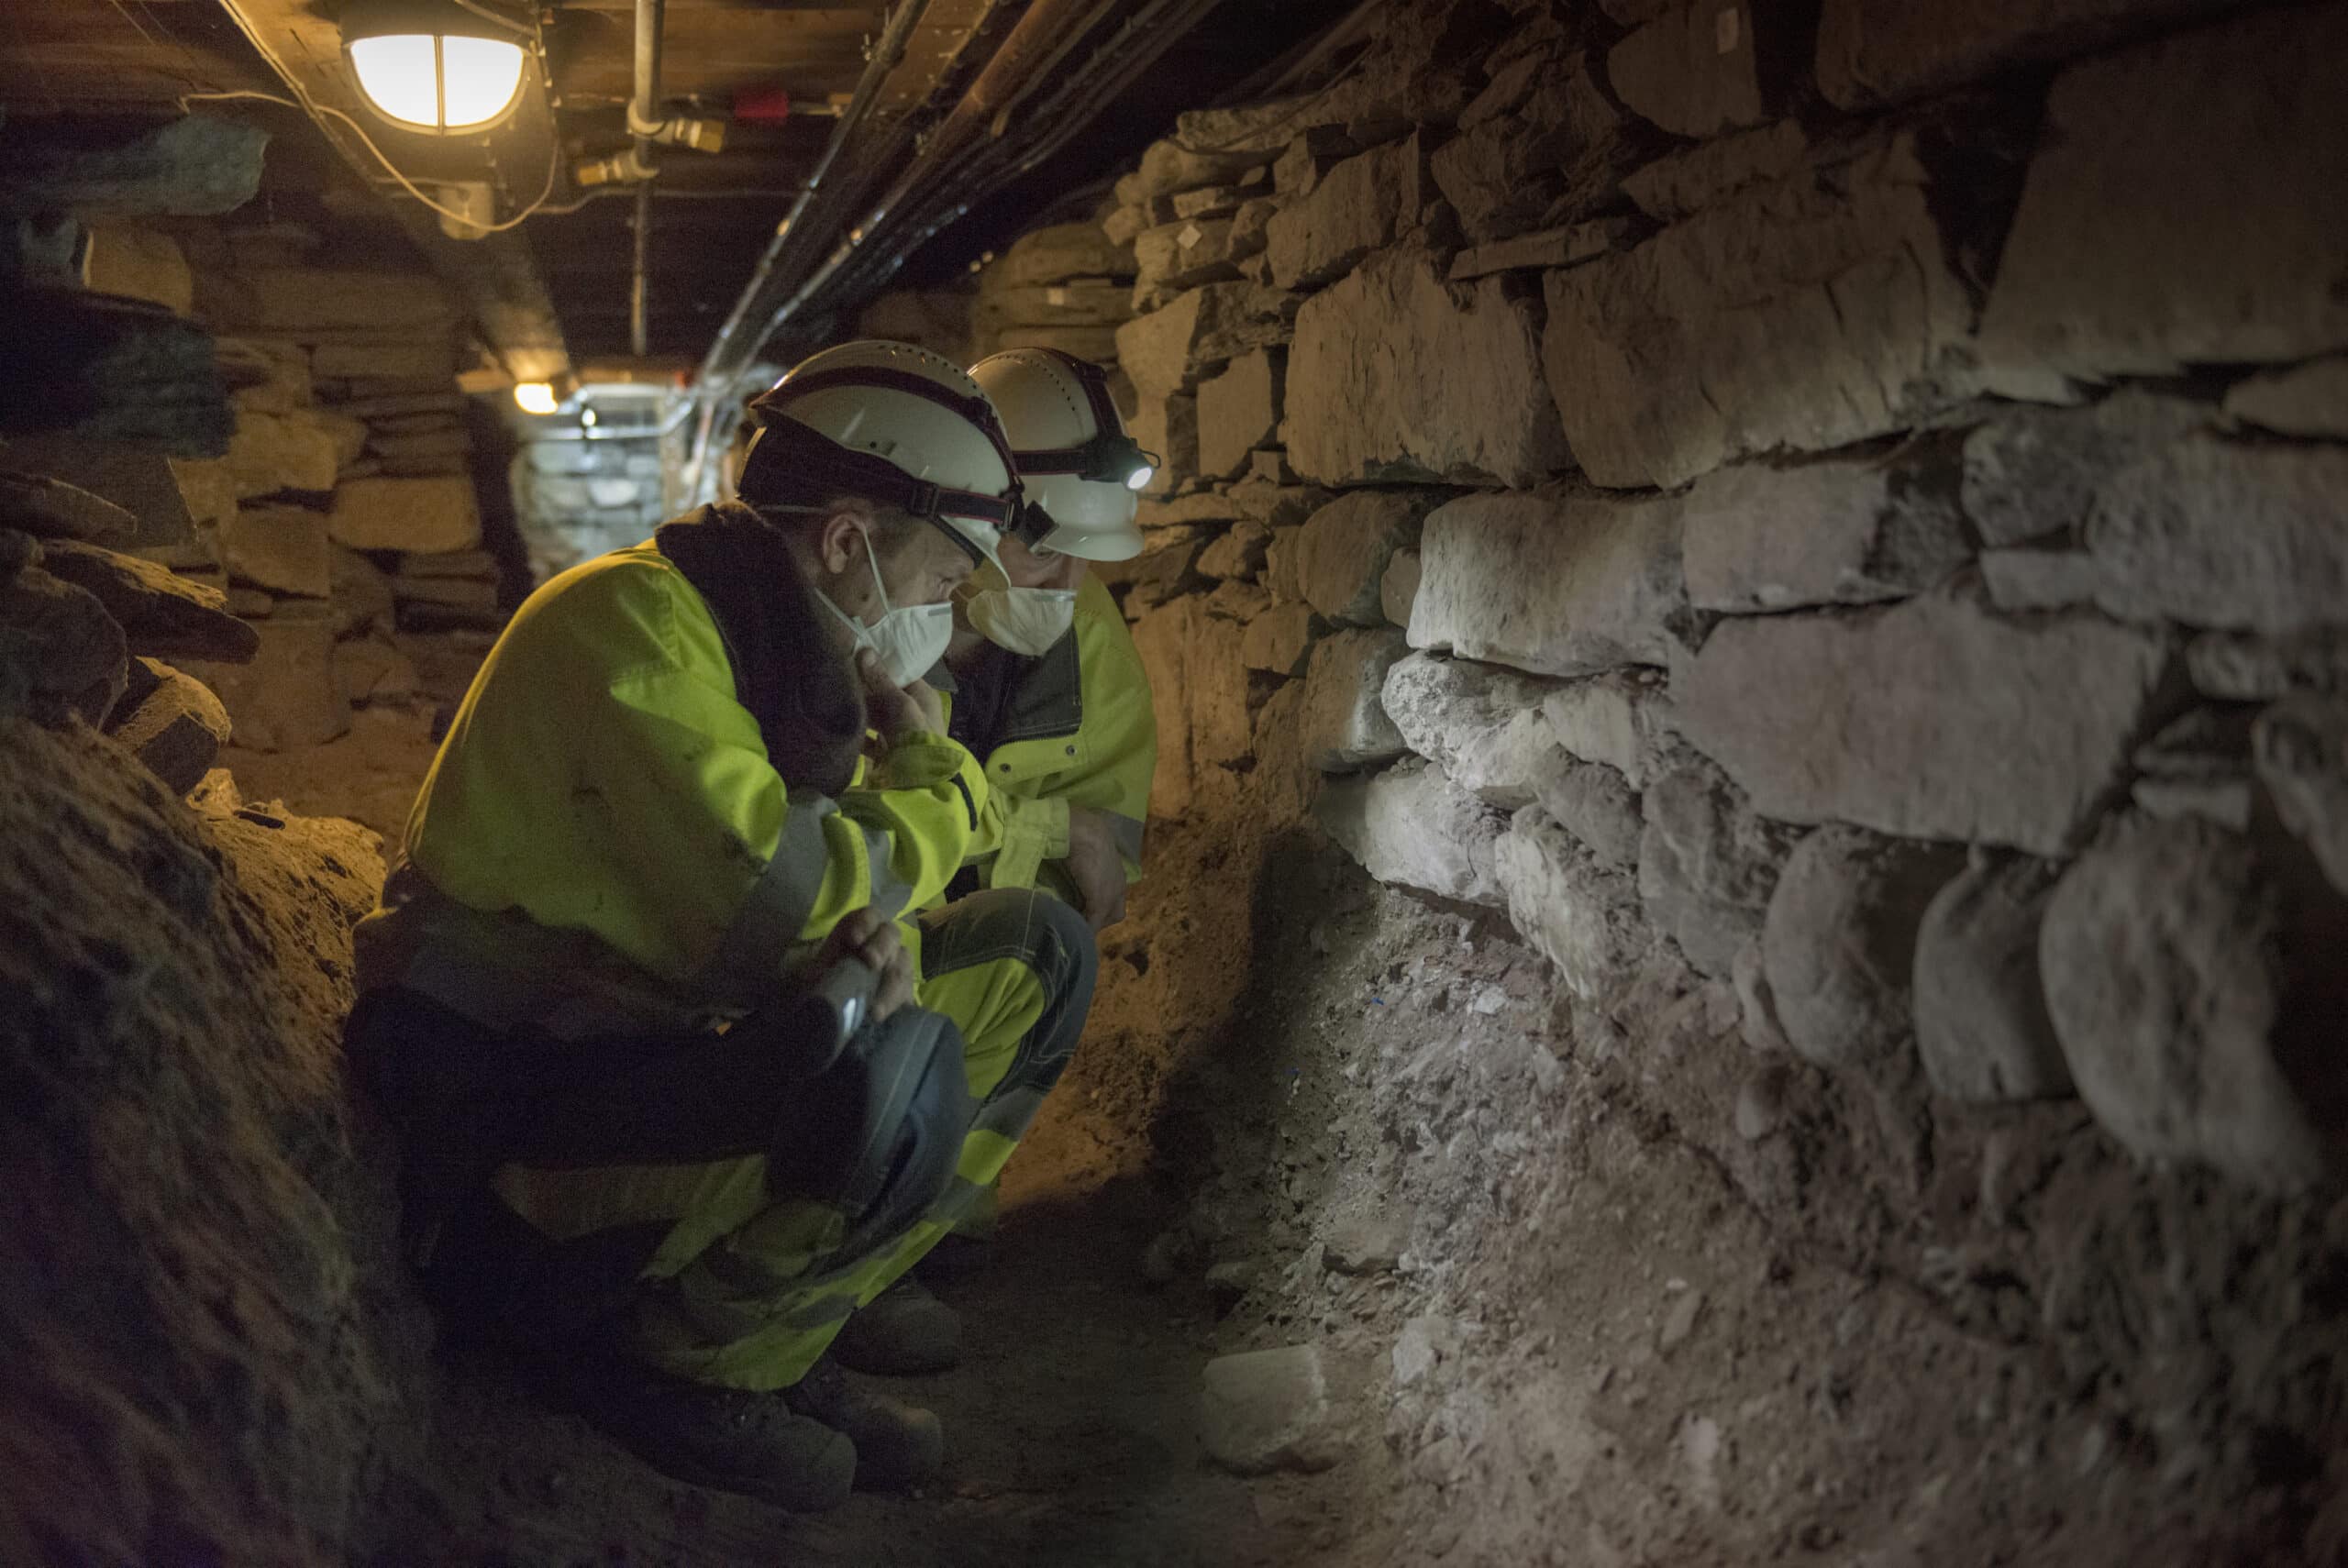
0;1;1347;365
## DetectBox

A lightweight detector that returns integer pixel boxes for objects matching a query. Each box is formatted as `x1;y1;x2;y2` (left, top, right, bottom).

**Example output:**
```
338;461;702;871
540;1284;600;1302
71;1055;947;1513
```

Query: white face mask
820;525;954;688
966;559;1078;657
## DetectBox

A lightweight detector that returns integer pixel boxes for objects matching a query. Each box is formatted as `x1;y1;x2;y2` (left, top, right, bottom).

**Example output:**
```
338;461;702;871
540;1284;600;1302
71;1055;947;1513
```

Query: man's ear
816;507;865;575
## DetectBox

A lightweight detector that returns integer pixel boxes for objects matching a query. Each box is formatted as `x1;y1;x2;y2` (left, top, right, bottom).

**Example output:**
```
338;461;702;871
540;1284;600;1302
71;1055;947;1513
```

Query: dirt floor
227;644;2348;1568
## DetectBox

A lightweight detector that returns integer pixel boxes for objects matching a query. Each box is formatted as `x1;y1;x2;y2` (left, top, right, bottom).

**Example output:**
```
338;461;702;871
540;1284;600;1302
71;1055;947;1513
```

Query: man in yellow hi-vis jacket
827;348;1157;1378
345;342;1099;1514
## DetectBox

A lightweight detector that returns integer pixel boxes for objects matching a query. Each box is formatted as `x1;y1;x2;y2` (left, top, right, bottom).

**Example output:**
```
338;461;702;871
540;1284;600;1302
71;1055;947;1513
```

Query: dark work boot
830;1275;964;1375
783;1353;945;1492
567;1358;857;1512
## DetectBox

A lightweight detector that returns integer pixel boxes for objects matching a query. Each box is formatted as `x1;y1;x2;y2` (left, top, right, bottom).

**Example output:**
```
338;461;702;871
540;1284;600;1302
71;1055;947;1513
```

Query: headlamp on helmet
1003;355;1157;547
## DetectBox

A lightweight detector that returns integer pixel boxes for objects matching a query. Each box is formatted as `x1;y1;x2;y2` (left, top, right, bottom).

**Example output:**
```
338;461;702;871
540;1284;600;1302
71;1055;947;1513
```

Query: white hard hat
969;348;1147;563
745;339;1020;563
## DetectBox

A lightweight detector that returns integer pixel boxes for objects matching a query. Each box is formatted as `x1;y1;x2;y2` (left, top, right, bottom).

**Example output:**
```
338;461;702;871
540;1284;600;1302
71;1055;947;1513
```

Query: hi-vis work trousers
355;889;1097;1392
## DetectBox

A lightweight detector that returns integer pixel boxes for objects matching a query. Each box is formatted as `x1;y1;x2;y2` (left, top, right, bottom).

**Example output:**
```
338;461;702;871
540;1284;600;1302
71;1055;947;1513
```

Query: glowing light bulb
343;4;527;133
513;381;558;414
1125;466;1154;491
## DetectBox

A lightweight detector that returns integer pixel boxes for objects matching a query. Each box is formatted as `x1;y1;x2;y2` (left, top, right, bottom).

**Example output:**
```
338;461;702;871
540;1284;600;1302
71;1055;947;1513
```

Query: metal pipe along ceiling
629;0;667;357
694;0;939;391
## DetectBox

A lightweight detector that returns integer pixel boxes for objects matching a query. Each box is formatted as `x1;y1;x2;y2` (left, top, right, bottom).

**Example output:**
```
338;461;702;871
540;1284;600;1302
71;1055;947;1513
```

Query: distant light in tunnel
512;381;558;415
342;1;528;134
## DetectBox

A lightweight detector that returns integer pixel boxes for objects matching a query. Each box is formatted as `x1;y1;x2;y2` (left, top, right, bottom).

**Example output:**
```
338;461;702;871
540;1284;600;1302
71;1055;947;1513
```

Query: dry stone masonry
887;0;2348;1235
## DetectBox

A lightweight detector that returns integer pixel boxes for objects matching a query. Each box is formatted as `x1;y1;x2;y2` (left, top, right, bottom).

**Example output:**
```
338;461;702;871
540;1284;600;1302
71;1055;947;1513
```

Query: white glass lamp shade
344;6;526;133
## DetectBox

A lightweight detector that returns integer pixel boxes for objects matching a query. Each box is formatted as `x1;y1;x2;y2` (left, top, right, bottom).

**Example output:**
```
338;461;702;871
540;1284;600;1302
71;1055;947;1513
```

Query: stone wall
912;0;2348;1556
973;0;2348;1194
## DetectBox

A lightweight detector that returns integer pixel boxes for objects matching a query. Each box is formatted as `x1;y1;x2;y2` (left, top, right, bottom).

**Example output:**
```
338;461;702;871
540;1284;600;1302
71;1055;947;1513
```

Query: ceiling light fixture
341;0;529;134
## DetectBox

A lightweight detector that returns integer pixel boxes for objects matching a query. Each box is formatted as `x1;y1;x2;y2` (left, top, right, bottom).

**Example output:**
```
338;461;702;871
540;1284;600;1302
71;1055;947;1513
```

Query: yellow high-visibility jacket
947;573;1154;895
397;544;988;1003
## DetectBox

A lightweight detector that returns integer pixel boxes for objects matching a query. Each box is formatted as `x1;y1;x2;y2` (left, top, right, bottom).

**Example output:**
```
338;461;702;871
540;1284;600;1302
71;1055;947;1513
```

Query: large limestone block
1763;825;1965;1070
1912;854;2072;1102
1195;350;1283;481
1113;282;1300;401
1410;487;1684;679
1541;671;1673;789
2042;815;2336;1191
1294;490;1442;626
1639;756;1801;978
82;226;194;315
1544;129;1977;491
1318;757;1507;905
6;437;194;547
1959;390;2206;548
1200;1344;1348;1475
1978;6;2348;383
1241;602;1320;676
1266;136;1425;290
1622;121;1808;223
2254;694;2348;896
1606;0;1768;138
1430;68;1634;243
220;507;330;599
181;605;346;752
1133;218;1247;301
1679;587;2166;856
1816;0;2251;108
1298;627;1412;773
2224;358;2348;441
39;540;257;664
1380;652;1561;809
1539;759;1642;871
996;221;1135;286
224;408;368;499
1127;392;1198;498
0;567;127;723
1273;127;1354;199
0;472;136;543
327;476;482;553
1379;547;1421;628
2083;439;2348;635
1449;217;1636;282
103;657;230;794
216;338;314;415
2186;631;2348;704
1189;614;1255;771
1495;805;1648;999
1290;248;1569;489
1133;138;1271;203
195;266;458;341
1681;452;1969;612
1196;519;1272;581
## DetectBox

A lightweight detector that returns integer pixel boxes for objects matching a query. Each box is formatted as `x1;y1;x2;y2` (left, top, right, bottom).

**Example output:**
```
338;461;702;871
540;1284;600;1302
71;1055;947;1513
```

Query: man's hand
818;905;918;1022
1062;805;1128;933
858;647;945;756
